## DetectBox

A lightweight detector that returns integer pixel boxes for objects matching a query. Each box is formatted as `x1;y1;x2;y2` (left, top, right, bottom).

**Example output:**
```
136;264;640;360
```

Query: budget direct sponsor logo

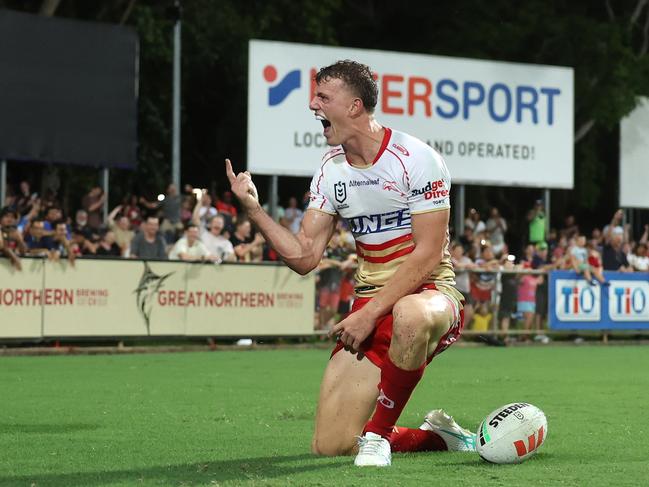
263;64;301;106
260;64;562;125
411;179;448;201
608;280;649;322
555;279;601;321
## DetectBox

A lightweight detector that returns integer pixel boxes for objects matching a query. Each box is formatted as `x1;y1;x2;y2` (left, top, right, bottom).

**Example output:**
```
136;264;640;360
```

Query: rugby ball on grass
477;402;548;464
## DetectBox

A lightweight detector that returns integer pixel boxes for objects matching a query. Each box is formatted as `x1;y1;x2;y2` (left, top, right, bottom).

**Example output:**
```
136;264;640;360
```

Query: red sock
391;427;447;452
363;355;425;441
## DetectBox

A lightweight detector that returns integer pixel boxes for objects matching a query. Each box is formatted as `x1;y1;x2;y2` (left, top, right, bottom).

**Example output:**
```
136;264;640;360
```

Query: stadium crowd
1;181;648;336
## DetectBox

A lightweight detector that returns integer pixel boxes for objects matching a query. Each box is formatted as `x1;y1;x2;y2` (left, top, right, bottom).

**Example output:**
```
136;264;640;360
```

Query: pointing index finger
225;158;236;184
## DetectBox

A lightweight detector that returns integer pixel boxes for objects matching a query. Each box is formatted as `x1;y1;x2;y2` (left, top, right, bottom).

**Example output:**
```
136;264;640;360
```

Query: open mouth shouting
315;114;332;137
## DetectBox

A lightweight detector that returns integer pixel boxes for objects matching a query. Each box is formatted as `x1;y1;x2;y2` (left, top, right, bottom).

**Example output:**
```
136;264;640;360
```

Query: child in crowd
571;235;607;285
472;302;492;333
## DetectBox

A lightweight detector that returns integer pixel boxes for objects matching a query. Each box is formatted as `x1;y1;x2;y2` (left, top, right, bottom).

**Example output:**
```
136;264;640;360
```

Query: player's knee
393;294;453;341
311;434;354;457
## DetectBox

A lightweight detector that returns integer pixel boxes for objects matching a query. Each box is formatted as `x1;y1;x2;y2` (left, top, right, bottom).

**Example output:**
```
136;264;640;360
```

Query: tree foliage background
2;0;649;241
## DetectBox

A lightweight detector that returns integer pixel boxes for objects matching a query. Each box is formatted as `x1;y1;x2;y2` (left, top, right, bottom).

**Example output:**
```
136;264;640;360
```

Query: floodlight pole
454;184;465;237
171;1;182;190
100;167;109;223
0;160;6;209
544;188;551;236
269;175;279;221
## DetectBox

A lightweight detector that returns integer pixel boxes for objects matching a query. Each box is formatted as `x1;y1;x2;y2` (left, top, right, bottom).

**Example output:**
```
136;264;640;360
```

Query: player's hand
329;309;377;357
225;159;260;213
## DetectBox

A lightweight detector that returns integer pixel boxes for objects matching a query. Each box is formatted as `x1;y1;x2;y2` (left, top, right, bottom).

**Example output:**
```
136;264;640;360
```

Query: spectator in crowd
81;186;105;231
521;243;536;264
450;243;475;327
15;181;36;216
531;242;554;340
527;199;546;244
587;240;606;280
180;196;195;227
0;209;24;270
590;228;604;254
130;216;167;260
95;230;122;258
169;223;216;262
43;206;64;235
72;209;95;241
471;302;492;332
471;243;499;308
485;207;507;257
517;262;540;341
641;224;649;244
337;253;357;319
230;219;264;262
552;235;568;262
51;221;76;265
15;198;40;234
193;212;235;263
458;225;476;256
107;205;135;256
560;215;579;240
24;219;55;257
602;209;626;244
70;229;97;256
602;234;633;272
122;194;143;228
571;234;608;283
141;184;183;243
195;190;218;229
465;208;486;236
498;257;518;343
628;242;649;272
316;231;356;330
0;228;20;270
215;190;238;218
284;196;304;234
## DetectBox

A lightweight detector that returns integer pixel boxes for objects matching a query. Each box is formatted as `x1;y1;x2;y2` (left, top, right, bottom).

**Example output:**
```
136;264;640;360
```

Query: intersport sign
247;40;573;188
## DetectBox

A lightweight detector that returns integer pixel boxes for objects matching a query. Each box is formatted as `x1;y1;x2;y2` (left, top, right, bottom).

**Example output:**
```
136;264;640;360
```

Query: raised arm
191;194;202;226
225;159;335;274
107;205;122;226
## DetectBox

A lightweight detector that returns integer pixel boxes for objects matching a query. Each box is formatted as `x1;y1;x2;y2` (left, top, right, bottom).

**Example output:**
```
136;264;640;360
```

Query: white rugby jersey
308;128;458;298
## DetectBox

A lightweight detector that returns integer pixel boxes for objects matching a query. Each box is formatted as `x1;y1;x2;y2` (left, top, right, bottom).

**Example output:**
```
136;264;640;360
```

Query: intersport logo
263;65;301;106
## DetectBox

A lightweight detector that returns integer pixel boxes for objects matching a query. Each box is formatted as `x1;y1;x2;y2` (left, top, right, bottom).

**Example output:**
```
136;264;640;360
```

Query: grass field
1;345;648;486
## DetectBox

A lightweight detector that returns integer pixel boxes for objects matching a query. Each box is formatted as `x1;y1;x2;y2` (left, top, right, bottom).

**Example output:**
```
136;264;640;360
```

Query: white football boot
421;409;476;452
354;432;392;467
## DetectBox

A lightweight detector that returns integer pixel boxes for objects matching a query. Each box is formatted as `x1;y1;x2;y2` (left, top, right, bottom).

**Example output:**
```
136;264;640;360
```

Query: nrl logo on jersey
334;181;347;203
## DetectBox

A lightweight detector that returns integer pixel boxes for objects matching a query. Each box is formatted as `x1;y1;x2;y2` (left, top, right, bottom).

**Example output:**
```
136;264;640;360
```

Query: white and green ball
477;402;548;464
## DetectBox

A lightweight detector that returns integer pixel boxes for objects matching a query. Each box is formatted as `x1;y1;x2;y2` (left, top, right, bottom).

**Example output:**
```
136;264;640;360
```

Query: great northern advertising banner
0;259;314;339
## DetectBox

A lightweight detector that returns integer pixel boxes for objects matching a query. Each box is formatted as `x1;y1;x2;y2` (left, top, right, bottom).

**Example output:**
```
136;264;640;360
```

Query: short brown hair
315;60;378;113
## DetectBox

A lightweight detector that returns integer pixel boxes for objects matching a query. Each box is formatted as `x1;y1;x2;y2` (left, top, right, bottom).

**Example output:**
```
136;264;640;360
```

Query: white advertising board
620;97;649;209
247;40;574;188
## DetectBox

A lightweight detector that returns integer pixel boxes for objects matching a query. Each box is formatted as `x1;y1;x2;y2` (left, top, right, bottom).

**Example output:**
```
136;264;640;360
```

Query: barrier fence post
0;159;6;208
